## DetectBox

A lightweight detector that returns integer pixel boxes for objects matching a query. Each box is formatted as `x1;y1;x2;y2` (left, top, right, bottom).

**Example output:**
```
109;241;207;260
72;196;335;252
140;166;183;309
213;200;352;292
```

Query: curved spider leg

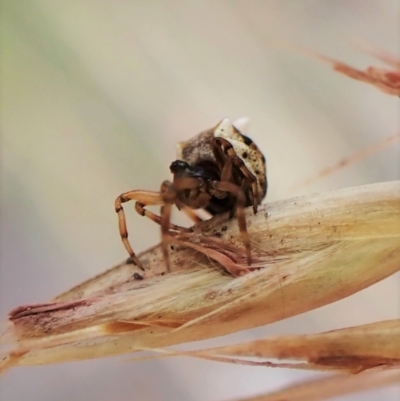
230;155;258;213
212;137;259;214
160;178;203;272
219;154;257;215
115;190;163;270
218;155;242;218
211;180;252;265
116;189;193;270
211;137;227;171
135;201;192;233
220;154;233;183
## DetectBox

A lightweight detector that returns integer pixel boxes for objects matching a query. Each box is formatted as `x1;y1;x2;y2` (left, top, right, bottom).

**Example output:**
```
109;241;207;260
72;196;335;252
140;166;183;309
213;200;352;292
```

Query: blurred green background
1;1;399;400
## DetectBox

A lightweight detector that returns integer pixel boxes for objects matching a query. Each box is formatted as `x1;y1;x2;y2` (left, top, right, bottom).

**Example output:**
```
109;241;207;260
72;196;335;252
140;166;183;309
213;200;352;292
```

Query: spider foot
126;255;145;271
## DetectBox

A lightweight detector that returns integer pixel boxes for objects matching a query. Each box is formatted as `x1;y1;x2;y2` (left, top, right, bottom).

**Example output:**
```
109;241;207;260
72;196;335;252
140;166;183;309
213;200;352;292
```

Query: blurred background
1;1;399;400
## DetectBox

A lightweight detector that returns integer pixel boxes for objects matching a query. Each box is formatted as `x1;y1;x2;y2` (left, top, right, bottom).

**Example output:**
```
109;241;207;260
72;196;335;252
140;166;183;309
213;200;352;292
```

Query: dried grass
138;320;400;373
1;181;399;379
230;370;400;401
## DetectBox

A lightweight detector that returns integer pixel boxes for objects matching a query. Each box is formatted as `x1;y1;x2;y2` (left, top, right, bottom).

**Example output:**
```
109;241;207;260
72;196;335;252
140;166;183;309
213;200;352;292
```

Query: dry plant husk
229;369;400;401
289;42;400;96
323;55;400;96
142;320;400;373
1;181;399;374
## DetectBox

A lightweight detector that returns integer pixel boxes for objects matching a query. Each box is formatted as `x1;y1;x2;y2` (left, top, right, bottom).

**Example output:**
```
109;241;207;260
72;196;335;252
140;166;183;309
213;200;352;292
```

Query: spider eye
170;160;189;173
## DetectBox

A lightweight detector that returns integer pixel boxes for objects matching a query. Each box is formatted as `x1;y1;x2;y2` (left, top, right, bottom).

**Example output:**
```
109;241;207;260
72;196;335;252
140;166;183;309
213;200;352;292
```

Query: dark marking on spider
115;118;267;275
241;133;254;146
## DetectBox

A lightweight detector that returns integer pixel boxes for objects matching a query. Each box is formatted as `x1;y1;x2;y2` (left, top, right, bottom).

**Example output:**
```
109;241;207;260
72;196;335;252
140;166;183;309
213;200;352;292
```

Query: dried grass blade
160;320;400;373
228;370;400;401
1;181;399;372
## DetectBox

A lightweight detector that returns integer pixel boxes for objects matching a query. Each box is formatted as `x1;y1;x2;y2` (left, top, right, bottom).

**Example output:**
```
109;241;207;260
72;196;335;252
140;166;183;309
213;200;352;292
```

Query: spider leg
210;180;252;265
220;154;233;183
160;178;203;272
230;155;258;213
175;200;204;224
115;190;163;269
115;189;192;270
212;137;259;214
135;201;192;233
211;137;228;172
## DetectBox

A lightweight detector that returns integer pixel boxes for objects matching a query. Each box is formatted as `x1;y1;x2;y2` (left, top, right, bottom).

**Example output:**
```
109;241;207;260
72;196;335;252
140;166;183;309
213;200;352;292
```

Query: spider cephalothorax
115;118;267;275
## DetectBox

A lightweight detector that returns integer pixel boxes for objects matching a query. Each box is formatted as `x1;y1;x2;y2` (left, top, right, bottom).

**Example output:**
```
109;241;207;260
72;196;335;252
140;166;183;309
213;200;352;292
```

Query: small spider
115;118;267;274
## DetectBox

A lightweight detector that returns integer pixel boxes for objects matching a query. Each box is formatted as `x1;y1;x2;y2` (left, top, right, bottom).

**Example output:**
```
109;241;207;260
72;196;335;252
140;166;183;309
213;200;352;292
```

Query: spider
115;118;267;275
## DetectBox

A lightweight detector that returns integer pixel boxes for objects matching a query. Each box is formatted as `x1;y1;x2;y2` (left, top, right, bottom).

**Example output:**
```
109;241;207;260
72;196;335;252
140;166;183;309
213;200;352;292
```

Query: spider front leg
116;188;194;273
115;190;164;270
211;180;252;265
